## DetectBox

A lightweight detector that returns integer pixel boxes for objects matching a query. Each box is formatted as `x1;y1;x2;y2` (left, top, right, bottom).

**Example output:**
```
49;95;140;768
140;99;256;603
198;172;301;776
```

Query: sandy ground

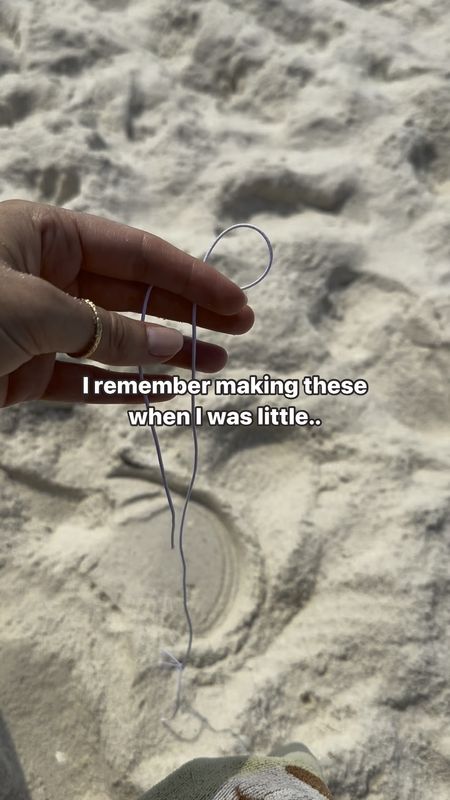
1;1;450;798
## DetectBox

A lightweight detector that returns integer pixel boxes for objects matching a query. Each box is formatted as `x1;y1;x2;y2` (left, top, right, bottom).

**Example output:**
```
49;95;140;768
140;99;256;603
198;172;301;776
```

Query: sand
0;1;449;798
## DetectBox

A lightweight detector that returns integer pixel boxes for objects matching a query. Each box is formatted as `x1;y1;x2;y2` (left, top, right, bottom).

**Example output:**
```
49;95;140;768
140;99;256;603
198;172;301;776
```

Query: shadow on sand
0;712;32;800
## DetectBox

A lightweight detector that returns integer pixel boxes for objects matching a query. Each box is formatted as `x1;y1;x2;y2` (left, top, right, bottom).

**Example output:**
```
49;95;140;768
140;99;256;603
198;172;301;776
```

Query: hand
0;200;254;407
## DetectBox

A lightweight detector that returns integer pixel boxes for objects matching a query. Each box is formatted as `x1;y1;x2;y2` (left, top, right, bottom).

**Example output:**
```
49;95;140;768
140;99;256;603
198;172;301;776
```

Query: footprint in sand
40;473;258;648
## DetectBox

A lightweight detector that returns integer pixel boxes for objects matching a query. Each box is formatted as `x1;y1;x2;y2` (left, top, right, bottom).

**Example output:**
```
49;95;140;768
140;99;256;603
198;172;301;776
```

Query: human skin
0;200;254;408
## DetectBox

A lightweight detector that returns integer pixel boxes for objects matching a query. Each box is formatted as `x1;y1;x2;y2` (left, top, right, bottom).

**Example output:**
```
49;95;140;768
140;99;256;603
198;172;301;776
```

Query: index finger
67;208;248;315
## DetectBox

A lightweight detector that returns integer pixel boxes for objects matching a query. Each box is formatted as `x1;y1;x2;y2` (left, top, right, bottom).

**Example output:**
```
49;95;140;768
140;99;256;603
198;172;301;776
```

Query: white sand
0;1;449;798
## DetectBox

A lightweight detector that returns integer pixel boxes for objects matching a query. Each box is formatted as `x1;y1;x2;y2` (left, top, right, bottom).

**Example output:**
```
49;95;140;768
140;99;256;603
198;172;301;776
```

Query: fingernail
146;326;184;357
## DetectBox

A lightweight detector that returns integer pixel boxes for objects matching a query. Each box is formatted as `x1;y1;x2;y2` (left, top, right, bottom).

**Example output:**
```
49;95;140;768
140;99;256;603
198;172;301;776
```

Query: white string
139;286;176;550
139;224;273;721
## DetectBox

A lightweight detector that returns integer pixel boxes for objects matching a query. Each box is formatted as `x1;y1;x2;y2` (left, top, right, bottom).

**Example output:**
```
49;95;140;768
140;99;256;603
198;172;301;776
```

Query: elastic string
139;224;273;720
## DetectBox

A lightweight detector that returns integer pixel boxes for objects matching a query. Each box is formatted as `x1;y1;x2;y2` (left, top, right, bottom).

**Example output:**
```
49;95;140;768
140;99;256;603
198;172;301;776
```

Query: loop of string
138;223;273;721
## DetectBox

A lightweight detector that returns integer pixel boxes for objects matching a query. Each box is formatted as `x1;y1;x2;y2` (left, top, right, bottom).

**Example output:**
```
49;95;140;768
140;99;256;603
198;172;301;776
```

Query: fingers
31;275;228;369
16;278;185;366
54;337;227;402
2;267;230;373
28;201;248;314
0;202;257;410
71;311;185;366
77;272;255;334
2;341;227;406
164;337;228;372
1;353;55;407
73;212;247;313
65;304;228;369
42;363;176;404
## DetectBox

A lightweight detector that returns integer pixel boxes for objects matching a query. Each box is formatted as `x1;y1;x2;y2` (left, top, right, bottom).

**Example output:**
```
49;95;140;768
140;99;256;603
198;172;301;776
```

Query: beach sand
0;1;449;798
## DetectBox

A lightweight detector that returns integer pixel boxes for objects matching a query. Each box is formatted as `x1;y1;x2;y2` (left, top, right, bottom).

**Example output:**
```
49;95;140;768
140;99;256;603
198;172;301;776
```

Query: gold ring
68;298;103;359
